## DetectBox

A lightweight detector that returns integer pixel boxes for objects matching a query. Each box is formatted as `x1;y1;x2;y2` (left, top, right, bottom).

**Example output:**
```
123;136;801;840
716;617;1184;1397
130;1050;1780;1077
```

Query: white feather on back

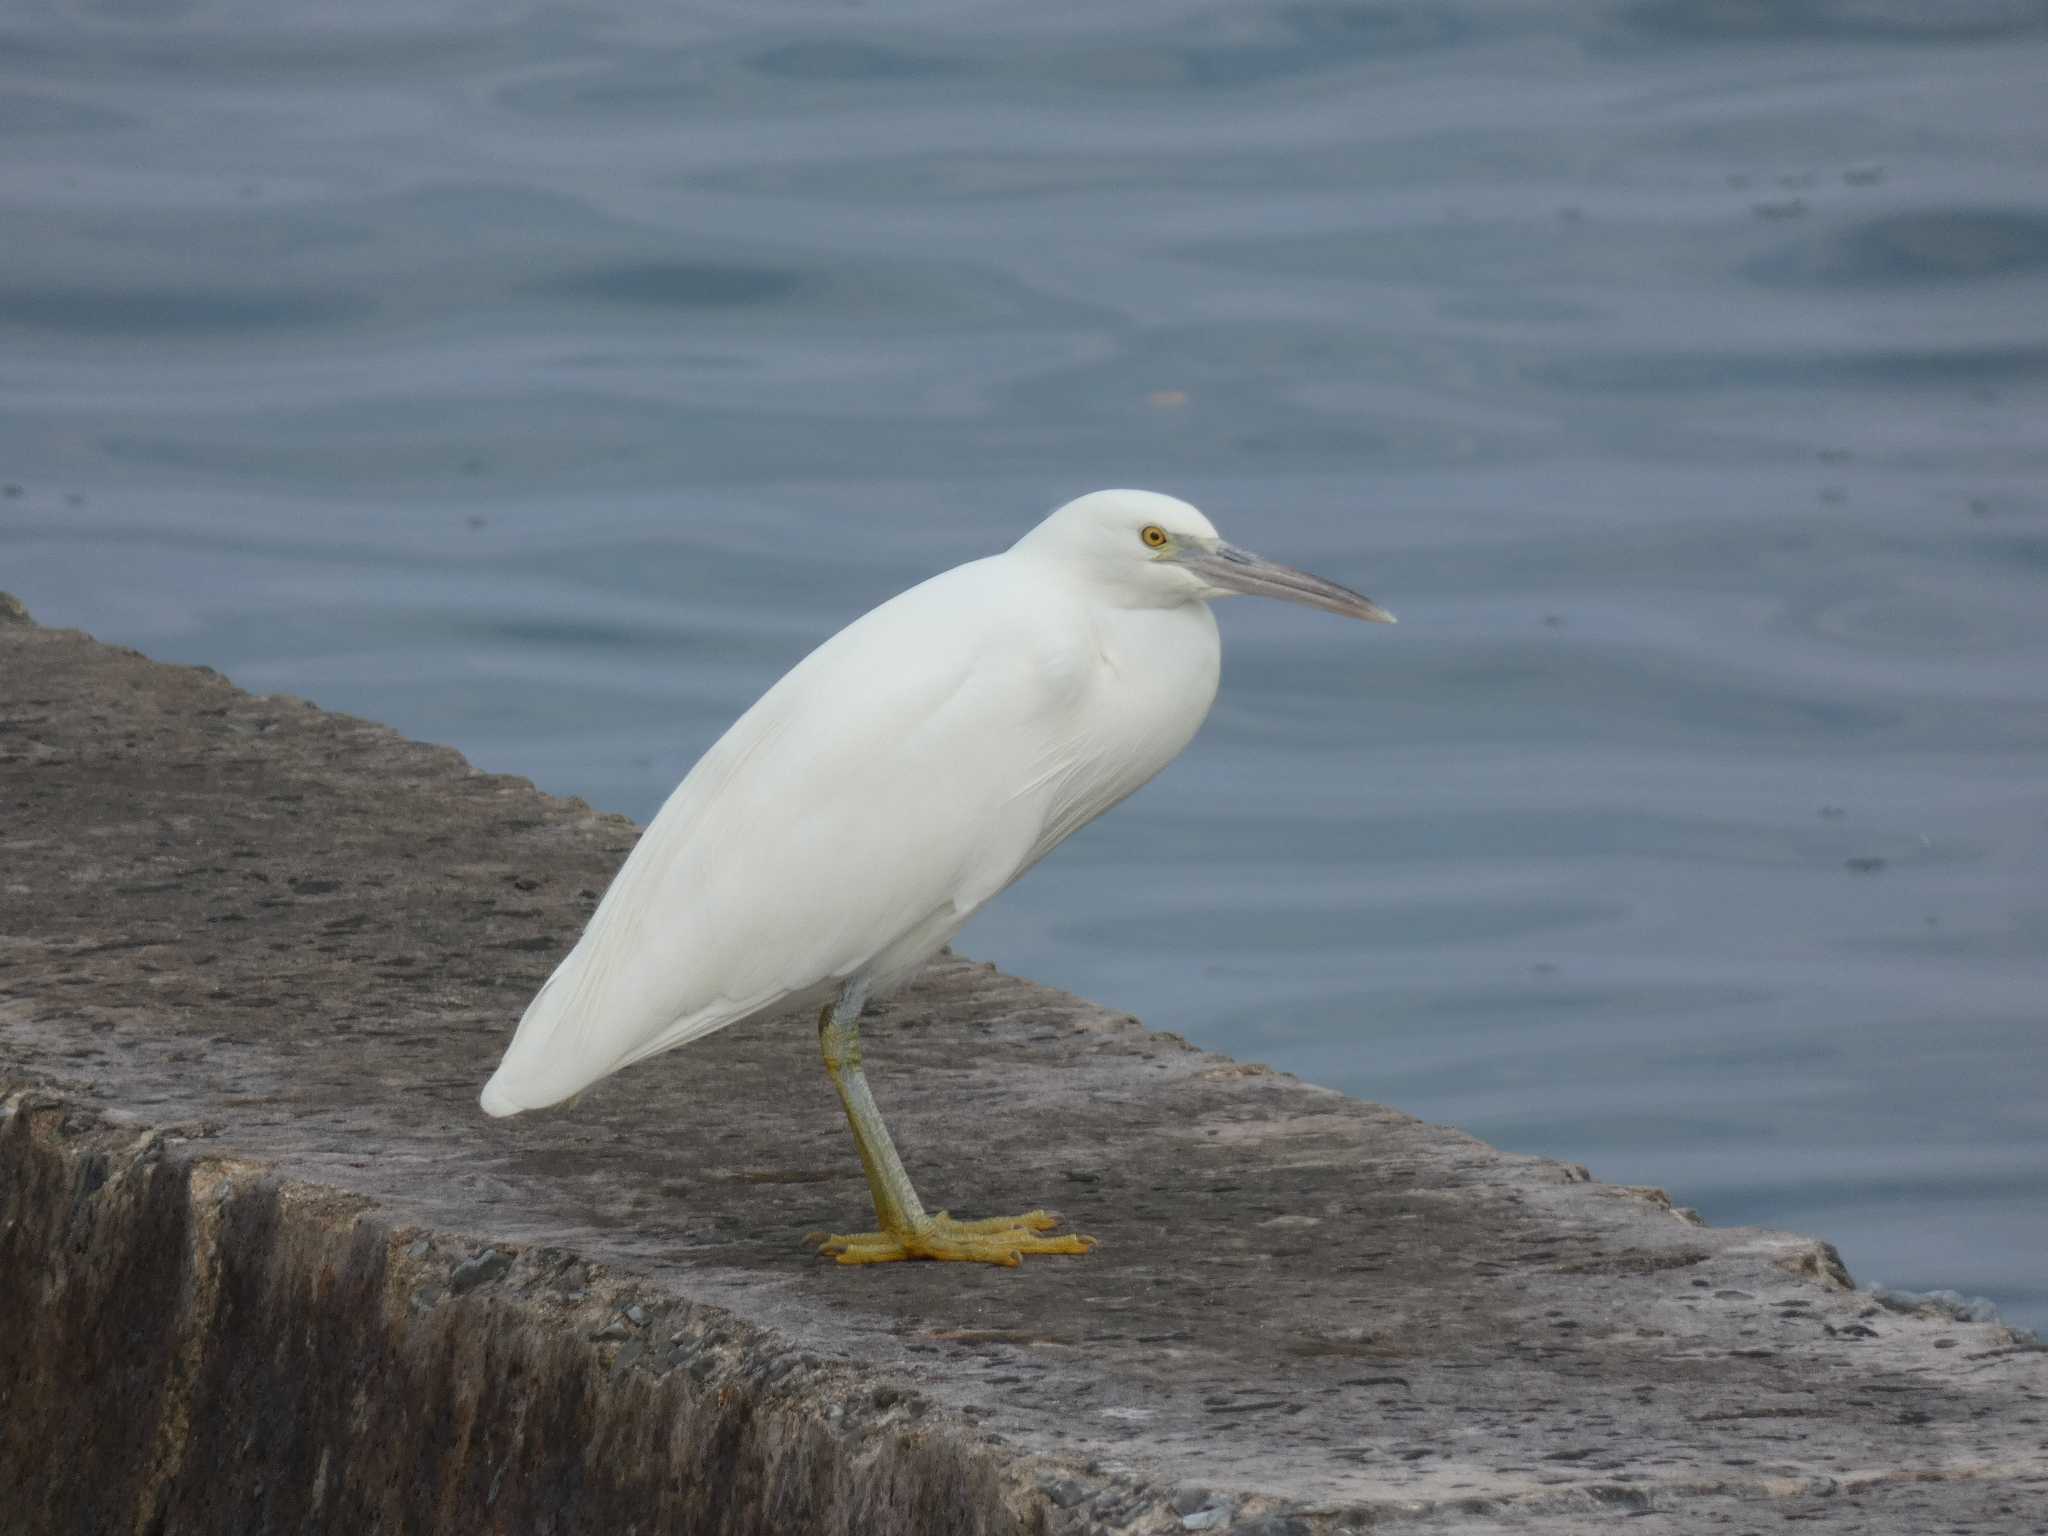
480;545;1218;1117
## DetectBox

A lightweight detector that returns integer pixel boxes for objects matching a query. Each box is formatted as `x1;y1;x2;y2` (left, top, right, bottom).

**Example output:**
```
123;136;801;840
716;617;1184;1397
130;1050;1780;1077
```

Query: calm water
5;0;2045;1327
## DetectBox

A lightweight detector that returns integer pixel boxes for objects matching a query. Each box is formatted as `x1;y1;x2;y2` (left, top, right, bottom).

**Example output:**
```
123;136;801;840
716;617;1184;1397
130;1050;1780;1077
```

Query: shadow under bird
481;489;1393;1265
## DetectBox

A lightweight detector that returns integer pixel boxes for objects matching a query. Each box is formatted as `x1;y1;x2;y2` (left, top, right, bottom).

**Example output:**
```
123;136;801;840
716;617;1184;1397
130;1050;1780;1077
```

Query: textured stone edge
12;1084;2039;1536
0;1089;1058;1536
6;597;2045;1534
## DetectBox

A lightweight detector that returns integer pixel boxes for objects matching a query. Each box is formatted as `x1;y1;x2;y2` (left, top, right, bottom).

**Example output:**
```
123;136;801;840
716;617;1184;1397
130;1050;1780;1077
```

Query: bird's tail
478;947;603;1117
477;1075;526;1118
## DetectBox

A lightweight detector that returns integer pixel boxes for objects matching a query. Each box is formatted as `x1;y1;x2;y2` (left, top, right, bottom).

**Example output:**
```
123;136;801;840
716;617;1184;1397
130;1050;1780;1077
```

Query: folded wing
479;559;1092;1116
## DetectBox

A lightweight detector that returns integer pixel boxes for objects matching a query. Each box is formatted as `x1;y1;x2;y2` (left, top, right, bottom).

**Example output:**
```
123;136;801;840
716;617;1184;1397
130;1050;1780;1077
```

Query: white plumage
482;491;1227;1115
478;488;1390;1266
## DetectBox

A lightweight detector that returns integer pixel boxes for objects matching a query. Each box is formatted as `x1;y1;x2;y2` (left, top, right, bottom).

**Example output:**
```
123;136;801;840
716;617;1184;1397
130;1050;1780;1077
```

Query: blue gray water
5;0;2045;1327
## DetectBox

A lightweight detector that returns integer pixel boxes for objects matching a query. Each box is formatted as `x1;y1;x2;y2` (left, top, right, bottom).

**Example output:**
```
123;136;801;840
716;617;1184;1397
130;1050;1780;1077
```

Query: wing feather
480;557;1088;1115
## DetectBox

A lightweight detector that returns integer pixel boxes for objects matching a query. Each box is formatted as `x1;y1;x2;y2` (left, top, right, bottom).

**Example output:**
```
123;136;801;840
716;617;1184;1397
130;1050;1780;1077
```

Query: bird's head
1014;489;1395;622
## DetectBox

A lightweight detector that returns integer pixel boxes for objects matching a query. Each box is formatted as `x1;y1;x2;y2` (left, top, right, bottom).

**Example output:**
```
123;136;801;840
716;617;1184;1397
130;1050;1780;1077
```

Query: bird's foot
814;1209;1095;1267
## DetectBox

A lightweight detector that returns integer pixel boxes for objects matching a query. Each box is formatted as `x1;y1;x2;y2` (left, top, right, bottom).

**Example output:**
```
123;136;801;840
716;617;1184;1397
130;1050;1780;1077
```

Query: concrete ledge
3;597;2045;1534
1;1094;1034;1535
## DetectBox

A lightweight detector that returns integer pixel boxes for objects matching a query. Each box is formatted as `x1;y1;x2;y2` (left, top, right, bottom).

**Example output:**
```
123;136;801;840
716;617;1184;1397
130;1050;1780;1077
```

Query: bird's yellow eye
1140;524;1169;549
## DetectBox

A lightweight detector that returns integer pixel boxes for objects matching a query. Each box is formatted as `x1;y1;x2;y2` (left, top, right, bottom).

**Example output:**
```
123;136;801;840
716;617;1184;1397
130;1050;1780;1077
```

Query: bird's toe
813;1211;1094;1267
934;1208;1064;1235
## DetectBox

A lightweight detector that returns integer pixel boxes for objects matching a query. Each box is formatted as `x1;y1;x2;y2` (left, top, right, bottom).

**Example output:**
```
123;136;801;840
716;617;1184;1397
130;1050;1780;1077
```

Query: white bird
481;489;1393;1265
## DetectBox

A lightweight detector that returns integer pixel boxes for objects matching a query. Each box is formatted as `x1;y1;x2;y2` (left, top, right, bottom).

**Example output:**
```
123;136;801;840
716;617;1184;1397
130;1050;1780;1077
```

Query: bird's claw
814;1208;1096;1267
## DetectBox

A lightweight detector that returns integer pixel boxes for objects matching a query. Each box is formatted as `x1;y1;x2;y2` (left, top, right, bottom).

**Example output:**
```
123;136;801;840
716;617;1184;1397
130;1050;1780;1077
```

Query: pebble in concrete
447;1247;512;1294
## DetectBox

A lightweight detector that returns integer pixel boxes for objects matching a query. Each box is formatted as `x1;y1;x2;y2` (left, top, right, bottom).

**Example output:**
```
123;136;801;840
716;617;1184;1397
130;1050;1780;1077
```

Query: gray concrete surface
3;594;2044;1534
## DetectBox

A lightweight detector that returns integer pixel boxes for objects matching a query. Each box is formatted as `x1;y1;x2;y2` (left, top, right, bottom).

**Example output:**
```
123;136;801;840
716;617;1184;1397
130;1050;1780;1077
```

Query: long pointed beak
1176;541;1396;623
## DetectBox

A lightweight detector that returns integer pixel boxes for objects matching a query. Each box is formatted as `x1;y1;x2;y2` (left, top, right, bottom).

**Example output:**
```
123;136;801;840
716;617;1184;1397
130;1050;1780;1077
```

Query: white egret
481;490;1393;1265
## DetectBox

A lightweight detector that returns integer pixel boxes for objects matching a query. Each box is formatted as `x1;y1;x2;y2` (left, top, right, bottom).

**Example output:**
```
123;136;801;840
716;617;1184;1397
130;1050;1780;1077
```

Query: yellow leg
812;986;1095;1268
